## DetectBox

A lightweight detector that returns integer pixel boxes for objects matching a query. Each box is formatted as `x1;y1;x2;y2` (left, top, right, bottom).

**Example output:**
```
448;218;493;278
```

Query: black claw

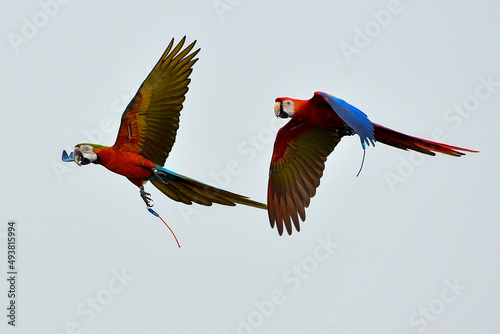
140;186;154;208
336;125;355;137
152;169;170;185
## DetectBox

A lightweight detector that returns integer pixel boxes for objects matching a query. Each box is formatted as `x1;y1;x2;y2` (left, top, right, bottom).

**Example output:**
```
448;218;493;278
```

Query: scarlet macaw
62;37;266;219
268;91;477;235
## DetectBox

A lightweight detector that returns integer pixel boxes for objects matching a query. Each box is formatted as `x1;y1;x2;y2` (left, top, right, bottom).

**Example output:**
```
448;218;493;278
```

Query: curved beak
274;102;288;118
73;149;89;166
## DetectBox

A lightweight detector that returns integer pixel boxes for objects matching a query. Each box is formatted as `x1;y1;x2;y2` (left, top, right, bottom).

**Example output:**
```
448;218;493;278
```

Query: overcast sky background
1;1;499;333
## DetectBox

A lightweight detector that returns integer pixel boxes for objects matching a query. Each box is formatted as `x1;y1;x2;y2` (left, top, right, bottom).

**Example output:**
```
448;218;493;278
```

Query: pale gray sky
1;1;499;333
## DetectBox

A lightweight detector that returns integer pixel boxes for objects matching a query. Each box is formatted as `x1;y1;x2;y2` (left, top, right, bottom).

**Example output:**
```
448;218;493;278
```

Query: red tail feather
373;123;478;157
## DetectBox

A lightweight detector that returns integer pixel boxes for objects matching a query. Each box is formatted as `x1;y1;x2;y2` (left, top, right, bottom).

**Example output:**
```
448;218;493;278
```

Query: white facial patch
282;100;295;116
75;145;98;164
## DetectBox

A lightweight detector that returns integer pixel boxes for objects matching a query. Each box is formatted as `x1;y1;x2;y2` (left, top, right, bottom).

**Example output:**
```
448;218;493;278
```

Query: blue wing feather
153;165;225;191
316;92;376;146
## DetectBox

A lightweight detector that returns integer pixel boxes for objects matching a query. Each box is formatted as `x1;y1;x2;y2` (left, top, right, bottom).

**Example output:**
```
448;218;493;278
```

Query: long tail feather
151;167;267;209
373;123;478;156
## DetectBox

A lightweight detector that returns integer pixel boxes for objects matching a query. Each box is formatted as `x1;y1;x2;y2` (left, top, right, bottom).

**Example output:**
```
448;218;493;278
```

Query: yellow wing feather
113;37;200;166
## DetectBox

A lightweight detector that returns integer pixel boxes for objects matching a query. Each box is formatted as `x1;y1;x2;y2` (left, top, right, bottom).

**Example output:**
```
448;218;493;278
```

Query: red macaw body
92;146;156;187
268;91;477;235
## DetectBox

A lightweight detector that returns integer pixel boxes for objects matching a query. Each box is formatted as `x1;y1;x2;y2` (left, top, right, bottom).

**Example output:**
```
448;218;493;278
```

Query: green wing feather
113;37;200;166
268;119;343;235
151;175;267;209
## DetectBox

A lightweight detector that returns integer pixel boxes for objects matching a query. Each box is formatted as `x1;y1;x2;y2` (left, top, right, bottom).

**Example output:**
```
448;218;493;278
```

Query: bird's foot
140;186;154;208
152;168;170;185
336;125;355;137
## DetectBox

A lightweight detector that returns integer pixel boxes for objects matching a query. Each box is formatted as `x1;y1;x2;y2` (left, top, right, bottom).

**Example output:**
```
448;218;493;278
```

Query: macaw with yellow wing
62;37;266;219
268;91;477;235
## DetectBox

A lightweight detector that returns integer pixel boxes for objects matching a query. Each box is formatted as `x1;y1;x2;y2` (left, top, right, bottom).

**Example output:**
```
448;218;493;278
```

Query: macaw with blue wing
62;37;266;230
268;92;477;235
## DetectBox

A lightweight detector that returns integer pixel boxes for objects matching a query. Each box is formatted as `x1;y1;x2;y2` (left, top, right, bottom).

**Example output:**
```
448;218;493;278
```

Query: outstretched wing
113;37;200;166
313;91;375;147
268;118;343;235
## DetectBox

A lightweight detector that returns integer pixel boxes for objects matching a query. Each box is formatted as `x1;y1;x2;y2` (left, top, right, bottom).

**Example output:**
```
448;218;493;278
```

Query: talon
337;125;355;137
152;168;169;185
140;186;154;207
